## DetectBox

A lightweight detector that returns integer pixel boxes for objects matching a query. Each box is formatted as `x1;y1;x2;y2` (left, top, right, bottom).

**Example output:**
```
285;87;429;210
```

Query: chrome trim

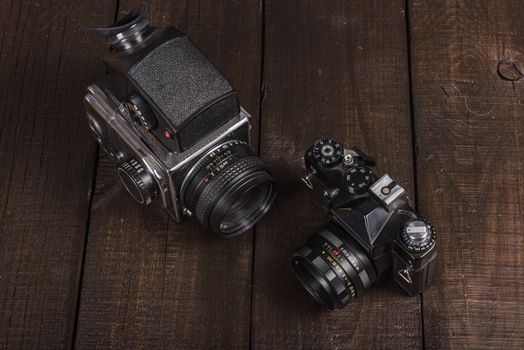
85;84;252;223
369;174;406;210
85;84;179;221
301;174;314;189
398;267;413;285
168;110;250;172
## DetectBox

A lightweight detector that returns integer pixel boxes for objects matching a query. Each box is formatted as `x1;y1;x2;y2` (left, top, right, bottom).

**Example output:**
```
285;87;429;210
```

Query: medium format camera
292;139;437;309
83;5;276;235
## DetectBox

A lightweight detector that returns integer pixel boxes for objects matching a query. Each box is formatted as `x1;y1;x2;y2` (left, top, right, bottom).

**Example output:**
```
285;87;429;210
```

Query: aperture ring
308;234;361;298
298;246;351;307
194;156;268;227
317;229;373;290
180;140;250;209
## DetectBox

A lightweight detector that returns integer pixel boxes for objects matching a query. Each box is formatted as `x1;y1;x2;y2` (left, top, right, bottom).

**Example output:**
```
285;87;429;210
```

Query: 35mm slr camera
84;5;276;235
292;139;437;309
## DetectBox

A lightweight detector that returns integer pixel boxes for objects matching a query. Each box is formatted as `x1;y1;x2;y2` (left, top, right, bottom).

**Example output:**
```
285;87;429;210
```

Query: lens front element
219;181;274;233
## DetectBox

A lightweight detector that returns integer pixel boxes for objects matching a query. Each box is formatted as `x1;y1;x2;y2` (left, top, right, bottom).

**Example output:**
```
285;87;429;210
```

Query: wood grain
0;0;116;348
73;1;262;349
409;0;524;348
4;0;524;348
251;0;422;348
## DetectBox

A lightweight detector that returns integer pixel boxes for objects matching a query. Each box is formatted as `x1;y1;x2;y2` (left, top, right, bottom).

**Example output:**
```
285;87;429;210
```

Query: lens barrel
292;223;377;309
182;140;276;236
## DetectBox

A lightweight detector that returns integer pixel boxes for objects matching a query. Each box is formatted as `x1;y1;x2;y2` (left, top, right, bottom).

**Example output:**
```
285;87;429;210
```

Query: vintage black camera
292;138;437;309
83;5;276;235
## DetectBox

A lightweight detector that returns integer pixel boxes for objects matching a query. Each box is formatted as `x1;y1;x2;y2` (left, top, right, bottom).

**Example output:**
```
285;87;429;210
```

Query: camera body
84;6;275;235
293;138;437;309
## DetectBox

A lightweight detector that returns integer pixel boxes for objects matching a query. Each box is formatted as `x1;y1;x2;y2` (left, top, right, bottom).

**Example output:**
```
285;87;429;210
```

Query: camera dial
344;166;373;195
401;220;435;252
117;158;157;205
125;93;157;131
312;138;344;167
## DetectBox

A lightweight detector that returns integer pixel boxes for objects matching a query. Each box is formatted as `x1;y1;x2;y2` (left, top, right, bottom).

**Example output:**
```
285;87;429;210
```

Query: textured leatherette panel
128;37;233;130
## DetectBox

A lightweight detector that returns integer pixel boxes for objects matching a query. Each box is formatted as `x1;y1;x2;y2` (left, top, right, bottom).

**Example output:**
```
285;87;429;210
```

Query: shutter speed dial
401;220;435;252
345;166;373;194
312;138;344;167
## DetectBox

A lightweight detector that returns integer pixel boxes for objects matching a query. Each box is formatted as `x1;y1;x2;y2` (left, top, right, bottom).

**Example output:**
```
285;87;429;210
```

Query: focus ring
180;140;250;209
317;229;372;291
194;156;267;225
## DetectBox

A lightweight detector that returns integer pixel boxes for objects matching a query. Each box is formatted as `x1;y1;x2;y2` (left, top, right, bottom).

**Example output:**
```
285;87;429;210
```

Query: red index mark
332;250;340;257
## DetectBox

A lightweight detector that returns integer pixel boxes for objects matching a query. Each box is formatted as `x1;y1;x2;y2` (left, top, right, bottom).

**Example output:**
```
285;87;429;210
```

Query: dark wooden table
1;0;523;349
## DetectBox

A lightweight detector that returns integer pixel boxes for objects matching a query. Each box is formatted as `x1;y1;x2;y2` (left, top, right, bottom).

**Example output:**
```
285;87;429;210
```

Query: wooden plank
409;1;524;348
73;1;262;348
0;0;116;348
251;0;422;348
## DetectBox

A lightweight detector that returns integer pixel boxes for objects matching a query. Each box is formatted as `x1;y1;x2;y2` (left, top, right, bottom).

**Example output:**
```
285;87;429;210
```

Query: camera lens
181;140;276;236
292;223;376;309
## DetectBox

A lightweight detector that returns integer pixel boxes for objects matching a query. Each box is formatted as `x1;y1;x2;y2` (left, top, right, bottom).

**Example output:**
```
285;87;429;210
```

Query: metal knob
401;220;434;251
117;158;157;205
